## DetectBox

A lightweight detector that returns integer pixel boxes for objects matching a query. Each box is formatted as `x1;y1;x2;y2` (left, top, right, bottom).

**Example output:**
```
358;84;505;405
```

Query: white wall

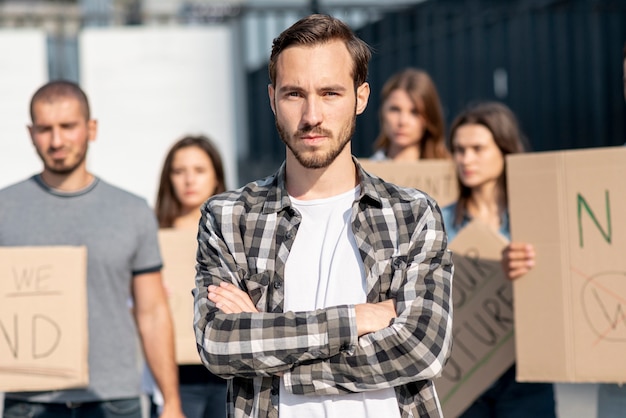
0;29;48;190
80;25;239;206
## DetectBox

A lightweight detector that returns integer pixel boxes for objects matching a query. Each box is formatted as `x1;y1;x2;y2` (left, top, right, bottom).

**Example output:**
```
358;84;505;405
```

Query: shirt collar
261;157;383;215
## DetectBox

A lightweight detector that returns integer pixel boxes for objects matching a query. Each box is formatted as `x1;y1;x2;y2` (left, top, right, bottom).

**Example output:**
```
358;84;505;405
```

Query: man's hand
208;281;259;313
355;299;396;337
502;242;535;281
159;403;186;418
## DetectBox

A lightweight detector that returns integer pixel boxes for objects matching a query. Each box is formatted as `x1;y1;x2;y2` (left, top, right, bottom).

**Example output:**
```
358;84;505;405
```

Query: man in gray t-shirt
0;81;184;418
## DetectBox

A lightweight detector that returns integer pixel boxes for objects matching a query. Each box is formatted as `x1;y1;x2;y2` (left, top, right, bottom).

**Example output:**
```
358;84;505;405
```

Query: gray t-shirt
0;175;162;402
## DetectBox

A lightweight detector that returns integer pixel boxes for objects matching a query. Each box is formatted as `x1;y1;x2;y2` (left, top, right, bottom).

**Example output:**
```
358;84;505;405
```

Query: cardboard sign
358;159;458;207
436;221;513;418
0;246;88;391
158;229;201;365
507;146;626;383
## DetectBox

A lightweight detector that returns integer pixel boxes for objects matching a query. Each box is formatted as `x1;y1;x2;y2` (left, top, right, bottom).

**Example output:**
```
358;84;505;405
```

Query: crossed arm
193;205;453;394
208;281;396;337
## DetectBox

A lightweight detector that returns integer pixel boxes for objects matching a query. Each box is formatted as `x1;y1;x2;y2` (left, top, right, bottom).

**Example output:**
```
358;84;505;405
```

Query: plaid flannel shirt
193;158;453;418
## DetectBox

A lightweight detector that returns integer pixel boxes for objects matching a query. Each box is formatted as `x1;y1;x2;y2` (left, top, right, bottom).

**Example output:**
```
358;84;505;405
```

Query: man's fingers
208;282;258;313
379;299;397;316
218;282;258;311
208;291;239;314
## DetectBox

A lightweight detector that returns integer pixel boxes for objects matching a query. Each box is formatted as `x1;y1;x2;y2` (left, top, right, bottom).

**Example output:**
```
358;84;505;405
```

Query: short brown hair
30;80;90;122
268;14;371;89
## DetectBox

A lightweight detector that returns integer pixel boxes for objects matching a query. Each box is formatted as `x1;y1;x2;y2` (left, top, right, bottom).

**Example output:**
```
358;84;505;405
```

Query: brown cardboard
358;159;458;207
158;229;201;365
507;146;626;383
0;246;88;391
437;220;514;418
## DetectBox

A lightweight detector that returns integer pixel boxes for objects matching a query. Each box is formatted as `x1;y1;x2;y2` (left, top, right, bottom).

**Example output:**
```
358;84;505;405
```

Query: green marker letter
577;190;611;248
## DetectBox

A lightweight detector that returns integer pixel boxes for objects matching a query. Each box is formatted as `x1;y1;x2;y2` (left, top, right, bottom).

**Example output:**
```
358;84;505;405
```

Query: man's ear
87;119;98;142
27;125;34;144
268;84;276;115
355;82;370;116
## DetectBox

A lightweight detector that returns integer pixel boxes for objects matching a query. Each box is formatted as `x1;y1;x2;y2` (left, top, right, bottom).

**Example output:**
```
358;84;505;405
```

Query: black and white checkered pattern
193;158;454;418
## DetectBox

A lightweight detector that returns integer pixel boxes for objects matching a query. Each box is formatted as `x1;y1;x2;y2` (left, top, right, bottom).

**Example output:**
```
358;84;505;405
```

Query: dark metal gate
244;0;626;181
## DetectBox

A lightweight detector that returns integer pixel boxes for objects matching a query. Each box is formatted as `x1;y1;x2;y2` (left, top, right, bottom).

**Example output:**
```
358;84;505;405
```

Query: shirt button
286;230;294;239
271;388;278;396
273;280;282;289
393;258;402;268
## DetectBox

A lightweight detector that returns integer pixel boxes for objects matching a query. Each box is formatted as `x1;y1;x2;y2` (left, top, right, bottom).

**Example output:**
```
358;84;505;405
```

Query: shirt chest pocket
370;256;407;301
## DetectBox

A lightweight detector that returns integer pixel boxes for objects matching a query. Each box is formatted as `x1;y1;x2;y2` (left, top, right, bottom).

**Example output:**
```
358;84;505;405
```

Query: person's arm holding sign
501;242;535;280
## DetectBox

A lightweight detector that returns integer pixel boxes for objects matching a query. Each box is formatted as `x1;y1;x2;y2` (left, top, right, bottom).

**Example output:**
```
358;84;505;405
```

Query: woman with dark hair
156;135;226;229
371;68;450;161
442;102;556;417
151;134;227;418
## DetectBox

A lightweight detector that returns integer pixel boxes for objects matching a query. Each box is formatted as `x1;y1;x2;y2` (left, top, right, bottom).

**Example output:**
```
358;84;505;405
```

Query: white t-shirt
280;186;400;418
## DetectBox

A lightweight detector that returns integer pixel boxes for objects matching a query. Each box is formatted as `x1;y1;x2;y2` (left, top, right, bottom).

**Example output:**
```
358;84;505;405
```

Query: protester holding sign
152;135;227;418
441;101;556;417
503;41;626;418
371;68;450;161
0;81;183;418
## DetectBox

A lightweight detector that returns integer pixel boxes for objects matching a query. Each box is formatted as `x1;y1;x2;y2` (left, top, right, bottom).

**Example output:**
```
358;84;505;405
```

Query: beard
276;115;356;169
37;145;88;175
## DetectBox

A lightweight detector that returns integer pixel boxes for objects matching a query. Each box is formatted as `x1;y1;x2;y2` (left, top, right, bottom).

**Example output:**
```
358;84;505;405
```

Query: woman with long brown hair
441;102;555;417
152;134;227;418
156;135;226;229
371;68;450;161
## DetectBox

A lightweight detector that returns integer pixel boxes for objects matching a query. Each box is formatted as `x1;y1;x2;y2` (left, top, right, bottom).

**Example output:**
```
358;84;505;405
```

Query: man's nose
50;127;63;148
301;97;323;127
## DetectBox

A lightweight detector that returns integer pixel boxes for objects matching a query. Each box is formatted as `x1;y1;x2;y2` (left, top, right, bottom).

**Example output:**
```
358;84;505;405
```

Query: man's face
28;97;96;176
268;40;369;169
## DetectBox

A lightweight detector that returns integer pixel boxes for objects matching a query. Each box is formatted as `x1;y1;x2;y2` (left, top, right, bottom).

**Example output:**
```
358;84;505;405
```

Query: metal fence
244;0;626;181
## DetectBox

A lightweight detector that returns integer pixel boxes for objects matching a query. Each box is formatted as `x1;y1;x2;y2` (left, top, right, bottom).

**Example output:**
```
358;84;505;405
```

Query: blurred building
0;0;418;182
0;0;417;74
1;0;625;185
